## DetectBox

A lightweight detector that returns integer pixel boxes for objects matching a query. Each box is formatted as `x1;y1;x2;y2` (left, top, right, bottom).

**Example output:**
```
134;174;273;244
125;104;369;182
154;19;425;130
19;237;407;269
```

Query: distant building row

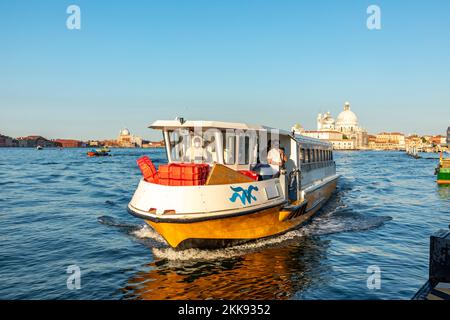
0;129;165;149
292;103;449;152
0;134;85;148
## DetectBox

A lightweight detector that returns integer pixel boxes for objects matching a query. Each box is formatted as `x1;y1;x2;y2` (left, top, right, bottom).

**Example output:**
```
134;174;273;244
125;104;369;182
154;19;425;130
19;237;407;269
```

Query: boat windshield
167;129;220;164
166;128;258;166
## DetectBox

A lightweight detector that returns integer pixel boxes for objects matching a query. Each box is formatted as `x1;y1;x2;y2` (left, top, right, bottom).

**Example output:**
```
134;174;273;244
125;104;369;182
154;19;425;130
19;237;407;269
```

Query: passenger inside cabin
254;140;287;179
267;142;288;170
185;136;206;162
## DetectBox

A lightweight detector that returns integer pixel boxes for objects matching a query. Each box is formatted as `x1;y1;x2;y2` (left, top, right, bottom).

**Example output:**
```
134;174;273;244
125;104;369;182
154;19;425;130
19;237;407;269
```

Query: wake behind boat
127;119;339;249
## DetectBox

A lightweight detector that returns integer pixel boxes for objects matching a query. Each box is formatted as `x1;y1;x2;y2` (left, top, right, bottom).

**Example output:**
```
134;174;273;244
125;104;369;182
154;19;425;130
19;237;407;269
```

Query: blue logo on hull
229;185;259;205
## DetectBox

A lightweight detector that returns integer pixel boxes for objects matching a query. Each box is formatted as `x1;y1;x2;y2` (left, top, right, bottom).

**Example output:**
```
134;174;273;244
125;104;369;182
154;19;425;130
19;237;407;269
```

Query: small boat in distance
36;145;43;150
436;152;450;185
87;147;111;157
127;119;340;250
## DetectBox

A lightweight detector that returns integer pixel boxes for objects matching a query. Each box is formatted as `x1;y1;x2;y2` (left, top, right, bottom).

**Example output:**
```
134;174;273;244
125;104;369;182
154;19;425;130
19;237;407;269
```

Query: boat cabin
147;119;335;193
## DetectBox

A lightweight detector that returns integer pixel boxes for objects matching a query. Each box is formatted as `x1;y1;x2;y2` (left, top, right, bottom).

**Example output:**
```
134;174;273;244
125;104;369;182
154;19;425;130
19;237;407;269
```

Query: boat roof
150;120;291;134
294;134;333;148
150;120;332;148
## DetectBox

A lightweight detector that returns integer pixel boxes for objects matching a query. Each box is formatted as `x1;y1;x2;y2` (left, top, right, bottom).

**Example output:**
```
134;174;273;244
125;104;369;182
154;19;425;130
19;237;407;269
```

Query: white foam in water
152;229;307;261
132;225;166;243
146;200;390;262
302;209;391;236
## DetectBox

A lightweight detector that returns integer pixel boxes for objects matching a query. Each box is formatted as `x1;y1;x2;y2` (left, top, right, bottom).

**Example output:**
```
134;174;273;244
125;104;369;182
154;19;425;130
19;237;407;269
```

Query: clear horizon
1;1;449;141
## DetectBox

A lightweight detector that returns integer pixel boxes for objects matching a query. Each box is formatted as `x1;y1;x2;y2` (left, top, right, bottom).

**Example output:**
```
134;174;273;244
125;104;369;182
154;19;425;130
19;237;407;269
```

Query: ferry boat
127;120;339;249
436;152;450;185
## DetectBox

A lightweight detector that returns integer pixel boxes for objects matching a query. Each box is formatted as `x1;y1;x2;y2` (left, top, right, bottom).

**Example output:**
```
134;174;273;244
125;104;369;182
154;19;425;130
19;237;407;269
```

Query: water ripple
0;149;449;300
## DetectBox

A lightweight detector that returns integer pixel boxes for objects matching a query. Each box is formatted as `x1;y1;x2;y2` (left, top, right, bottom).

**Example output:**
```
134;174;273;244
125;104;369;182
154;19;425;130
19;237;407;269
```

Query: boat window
298;146;303;164
229;131;258;165
224;134;236;165
168;129;188;162
238;135;250;165
301;148;306;163
203;132;218;163
307;149;311;163
167;129;219;164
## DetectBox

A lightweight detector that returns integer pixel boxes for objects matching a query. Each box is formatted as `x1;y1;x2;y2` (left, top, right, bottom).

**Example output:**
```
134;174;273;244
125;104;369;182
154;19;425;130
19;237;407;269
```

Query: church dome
335;102;358;129
120;128;131;136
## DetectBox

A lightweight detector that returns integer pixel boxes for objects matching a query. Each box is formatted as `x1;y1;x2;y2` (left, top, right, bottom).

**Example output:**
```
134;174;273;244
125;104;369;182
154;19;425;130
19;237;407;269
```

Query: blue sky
1;0;449;140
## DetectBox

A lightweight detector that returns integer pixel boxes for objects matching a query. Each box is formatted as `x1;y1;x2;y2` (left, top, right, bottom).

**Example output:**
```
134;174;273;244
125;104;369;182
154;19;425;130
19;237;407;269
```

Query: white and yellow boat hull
128;175;339;249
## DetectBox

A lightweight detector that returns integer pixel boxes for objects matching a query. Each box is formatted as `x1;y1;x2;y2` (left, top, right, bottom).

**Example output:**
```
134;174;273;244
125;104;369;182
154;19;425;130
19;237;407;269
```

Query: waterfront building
329;139;355;150
405;135;423;151
99;139;120;147
430;135;447;147
302;130;343;141
317;112;335;131
16;135;57;148
334;102;368;149
142;140;165;148
369;132;406;150
300;102;368;150
0;134;15;147
53;139;84;148
117;128;143;148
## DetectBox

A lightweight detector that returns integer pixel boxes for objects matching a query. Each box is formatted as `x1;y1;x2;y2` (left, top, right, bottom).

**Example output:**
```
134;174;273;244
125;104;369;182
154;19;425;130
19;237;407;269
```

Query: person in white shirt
260;142;287;178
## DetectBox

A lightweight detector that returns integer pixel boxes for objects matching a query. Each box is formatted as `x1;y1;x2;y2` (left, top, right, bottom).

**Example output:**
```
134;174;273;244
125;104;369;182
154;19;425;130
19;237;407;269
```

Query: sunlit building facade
299;102;368;150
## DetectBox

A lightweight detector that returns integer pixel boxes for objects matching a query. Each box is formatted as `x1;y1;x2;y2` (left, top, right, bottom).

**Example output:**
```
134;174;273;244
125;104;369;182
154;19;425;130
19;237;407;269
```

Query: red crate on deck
169;179;183;186
136;156;159;183
170;164;184;180
180;178;206;186
238;170;259;181
159;178;170;185
156;163;209;186
158;164;170;179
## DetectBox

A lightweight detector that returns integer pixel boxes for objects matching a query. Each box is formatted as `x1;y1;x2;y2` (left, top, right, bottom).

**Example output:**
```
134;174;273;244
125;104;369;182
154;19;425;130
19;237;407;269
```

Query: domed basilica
312;102;368;149
117;128;143;148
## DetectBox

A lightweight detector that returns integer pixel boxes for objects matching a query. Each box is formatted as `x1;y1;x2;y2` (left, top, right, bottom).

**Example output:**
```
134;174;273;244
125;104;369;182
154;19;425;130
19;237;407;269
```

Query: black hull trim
128;201;288;224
